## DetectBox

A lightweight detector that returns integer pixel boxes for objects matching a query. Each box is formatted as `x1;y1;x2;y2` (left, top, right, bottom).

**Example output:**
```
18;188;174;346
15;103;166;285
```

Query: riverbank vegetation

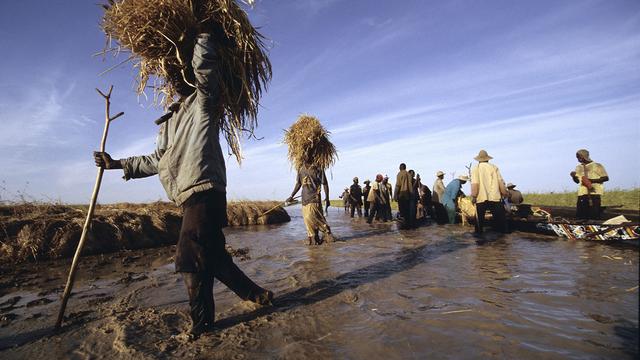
0;201;290;265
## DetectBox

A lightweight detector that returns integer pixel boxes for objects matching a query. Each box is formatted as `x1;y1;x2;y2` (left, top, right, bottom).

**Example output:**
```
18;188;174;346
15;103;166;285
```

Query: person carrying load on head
284;115;337;246
94;0;273;338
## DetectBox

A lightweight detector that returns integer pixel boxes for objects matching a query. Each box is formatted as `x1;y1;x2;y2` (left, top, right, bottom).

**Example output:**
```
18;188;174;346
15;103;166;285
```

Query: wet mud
0;207;637;359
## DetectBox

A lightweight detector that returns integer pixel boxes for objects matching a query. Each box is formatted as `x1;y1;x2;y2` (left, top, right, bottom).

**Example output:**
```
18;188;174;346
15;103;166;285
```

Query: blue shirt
442;179;463;205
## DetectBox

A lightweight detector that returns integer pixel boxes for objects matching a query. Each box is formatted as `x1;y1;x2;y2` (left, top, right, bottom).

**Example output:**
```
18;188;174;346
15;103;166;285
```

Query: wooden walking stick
55;86;123;329
259;195;300;218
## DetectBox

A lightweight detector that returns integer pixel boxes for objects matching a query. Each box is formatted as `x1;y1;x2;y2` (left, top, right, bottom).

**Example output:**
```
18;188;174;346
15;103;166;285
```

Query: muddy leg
183;272;214;337
213;233;272;304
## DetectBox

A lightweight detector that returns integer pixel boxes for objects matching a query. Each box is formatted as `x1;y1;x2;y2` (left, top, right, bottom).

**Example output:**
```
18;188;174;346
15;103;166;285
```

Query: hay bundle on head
101;0;271;162
283;115;337;171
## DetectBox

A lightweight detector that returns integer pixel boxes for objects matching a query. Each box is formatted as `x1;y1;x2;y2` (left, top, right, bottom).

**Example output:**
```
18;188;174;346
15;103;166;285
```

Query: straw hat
458;175;469;182
436;171;444;177
576;149;592;162
507;183;516;189
474;150;493;162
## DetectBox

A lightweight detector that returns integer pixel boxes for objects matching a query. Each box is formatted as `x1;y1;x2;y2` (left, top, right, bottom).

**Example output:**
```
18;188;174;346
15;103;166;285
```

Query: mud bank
0;207;637;359
0;201;289;265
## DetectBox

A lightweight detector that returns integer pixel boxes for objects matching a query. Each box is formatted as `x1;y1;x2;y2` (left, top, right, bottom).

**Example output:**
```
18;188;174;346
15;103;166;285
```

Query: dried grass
283;115;337;171
101;0;271;162
0;201;289;265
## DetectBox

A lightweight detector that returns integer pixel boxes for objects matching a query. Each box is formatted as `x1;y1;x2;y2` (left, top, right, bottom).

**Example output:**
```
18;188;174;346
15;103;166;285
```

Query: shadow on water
215;238;471;330
614;319;639;358
336;228;394;242
0;327;56;351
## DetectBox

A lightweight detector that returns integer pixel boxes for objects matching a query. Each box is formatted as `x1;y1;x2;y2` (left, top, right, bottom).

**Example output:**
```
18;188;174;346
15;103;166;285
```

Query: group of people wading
334;151;520;231
88;1;613;342
330;148;608;236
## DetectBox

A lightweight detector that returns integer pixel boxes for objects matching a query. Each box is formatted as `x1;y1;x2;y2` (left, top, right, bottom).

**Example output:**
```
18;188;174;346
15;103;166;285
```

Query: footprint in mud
86;295;115;306
116;272;149;284
64;310;93;324
121;255;142;265
160;312;184;329
26;312;43;320
37;287;63;297
0;296;22;311
26;298;54;307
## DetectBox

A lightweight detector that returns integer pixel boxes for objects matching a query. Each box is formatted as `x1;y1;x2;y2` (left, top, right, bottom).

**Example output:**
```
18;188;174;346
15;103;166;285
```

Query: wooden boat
508;204;640;242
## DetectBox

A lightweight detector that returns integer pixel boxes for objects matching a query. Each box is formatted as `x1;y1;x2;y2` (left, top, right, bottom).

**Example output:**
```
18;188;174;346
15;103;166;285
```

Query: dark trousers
350;202;363;217
409;198;417;227
178;190;264;330
576;195;601;220
475;201;507;234
367;201;382;223
364;201;370;217
398;198;411;228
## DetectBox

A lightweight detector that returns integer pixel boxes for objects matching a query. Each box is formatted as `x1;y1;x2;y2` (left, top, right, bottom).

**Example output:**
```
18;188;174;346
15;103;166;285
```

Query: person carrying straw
93;0;273;338
285;115;337;245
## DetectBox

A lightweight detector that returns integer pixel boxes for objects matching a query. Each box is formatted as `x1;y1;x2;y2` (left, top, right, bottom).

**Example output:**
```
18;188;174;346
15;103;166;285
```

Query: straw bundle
101;0;271;162
283;115;337;170
0;201;291;265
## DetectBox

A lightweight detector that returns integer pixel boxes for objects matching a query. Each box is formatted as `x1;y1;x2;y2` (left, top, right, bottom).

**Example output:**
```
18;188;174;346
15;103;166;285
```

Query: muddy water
0;207;637;359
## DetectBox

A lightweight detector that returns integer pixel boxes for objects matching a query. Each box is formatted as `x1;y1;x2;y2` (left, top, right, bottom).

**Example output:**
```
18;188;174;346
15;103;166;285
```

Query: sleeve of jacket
121;124;167;180
191;33;222;115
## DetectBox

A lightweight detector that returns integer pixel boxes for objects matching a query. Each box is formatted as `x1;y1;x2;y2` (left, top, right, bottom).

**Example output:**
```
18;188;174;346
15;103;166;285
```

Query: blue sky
0;0;638;203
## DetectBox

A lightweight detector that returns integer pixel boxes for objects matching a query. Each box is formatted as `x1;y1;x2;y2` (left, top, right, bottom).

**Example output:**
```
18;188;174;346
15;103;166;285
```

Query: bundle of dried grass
101;0;271;162
283;115;337;170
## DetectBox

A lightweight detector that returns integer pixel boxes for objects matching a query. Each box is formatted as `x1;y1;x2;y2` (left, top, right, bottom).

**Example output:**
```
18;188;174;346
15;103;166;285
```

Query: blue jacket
442;179;463;206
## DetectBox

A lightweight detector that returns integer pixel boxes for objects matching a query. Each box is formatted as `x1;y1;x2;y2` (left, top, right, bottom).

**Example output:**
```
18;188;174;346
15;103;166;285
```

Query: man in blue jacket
442;175;469;224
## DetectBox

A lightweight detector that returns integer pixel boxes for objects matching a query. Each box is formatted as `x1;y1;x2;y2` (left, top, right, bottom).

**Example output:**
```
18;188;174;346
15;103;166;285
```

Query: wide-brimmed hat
436;171;444;177
458;175;469;182
474;149;493;162
576;149;592;162
353;176;359;182
507;183;516;189
364;179;371;184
